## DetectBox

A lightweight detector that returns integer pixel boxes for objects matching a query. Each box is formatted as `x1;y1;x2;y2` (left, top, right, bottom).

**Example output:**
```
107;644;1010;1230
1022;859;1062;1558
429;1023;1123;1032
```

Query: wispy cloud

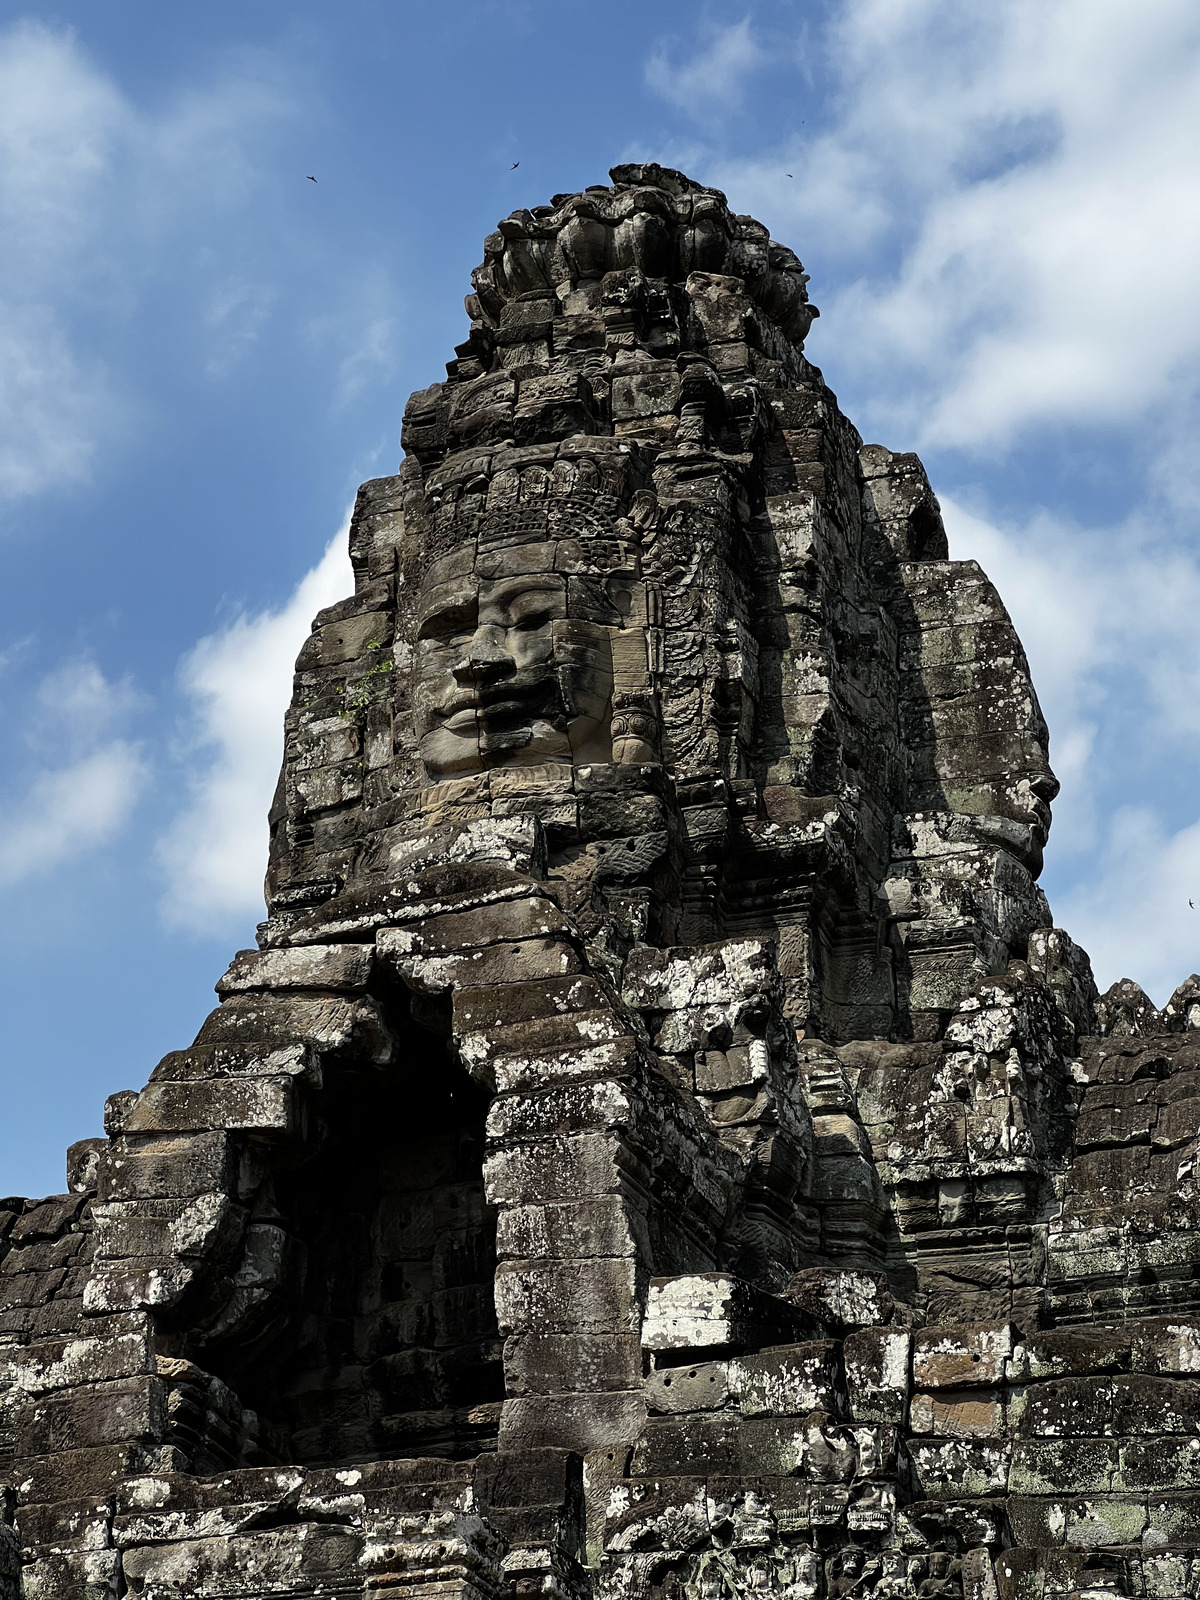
203;278;276;379
0;22;125;498
646;19;765;117
0;657;147;885
158;527;353;931
0;20;297;504
703;0;1200;452
0;305;110;498
306;264;402;412
1055;810;1200;1005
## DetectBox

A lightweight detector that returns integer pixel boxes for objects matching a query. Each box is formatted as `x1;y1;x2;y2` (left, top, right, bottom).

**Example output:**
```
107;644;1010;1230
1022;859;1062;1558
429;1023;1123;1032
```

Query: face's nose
1029;768;1060;804
452;621;514;684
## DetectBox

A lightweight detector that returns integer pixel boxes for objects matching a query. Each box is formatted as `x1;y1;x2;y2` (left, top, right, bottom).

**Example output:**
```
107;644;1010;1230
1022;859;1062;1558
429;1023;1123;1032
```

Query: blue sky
2;0;1199;1197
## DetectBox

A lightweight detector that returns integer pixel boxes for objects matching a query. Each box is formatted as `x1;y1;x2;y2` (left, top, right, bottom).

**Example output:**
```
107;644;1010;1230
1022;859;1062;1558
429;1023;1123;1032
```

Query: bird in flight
511;161;519;169
1191;898;1195;909
786;173;793;178
306;175;317;183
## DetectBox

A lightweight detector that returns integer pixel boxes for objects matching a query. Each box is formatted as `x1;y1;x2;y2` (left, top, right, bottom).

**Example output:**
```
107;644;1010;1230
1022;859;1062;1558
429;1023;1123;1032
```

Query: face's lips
431;671;557;724
433;695;554;730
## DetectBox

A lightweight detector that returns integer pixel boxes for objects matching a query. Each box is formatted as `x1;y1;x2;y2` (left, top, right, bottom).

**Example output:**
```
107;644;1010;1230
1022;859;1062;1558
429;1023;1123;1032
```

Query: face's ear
605;575;634;622
629;489;658;535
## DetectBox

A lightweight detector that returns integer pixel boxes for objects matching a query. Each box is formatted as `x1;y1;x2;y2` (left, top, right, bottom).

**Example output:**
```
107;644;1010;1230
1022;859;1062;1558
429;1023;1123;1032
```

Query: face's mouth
430;671;557;726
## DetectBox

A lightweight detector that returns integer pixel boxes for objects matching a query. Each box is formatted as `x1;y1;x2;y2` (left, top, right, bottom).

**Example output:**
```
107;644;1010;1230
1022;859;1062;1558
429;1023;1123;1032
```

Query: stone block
121;1525;365;1595
622;940;775;1012
121;1076;297;1137
642;1273;805;1356
98;1132;234;1202
1120;1438;1200;1492
10;1195;85;1243
453;974;605;1030
23;1549;122;1600
913;1321;1013;1387
844;1327;911;1423
1065;1495;1148;1547
483;1078;634;1142
382;896;572;956
1145;1491;1200;1546
489;1037;641;1098
730;1342;843;1417
484;1131;632;1208
493;1257;639;1336
389;935;585;993
296;609;390;668
504;1333;642;1395
466;1011;628;1077
215;943;375;994
910;1389;1005;1438
1009;1437;1119;1494
1015;1325;1131;1380
12;1440;149;1503
194;993;394;1061
12;1493;113;1555
1133;1317;1200;1375
82;1260;197;1315
16;1375;165;1456
645;1359;733;1414
632;1412;805;1477
5;1331;150;1397
498;1390;645;1452
784;1267;892;1330
908;1438;1011;1497
495;1196;642;1261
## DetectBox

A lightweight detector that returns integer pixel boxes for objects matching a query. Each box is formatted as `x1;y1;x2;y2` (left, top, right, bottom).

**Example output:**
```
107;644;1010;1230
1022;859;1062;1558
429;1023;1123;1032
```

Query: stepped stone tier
5;162;1200;1600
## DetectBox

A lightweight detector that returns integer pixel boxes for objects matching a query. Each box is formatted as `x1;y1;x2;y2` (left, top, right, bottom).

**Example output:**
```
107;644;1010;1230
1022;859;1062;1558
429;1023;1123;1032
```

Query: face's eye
508;603;558;632
418;601;477;641
500;585;564;632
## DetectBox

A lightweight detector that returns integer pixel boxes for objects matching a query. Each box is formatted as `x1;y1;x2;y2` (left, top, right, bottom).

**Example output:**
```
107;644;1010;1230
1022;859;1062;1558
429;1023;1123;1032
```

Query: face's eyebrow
481;573;565;606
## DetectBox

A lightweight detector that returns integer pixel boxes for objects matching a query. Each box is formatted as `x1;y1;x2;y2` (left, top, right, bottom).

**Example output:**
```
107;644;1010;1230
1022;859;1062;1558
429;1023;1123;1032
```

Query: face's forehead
418;539;556;595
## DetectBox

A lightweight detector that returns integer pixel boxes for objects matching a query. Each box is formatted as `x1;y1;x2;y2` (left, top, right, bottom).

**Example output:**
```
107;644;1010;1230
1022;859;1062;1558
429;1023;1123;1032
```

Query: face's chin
418;723;484;778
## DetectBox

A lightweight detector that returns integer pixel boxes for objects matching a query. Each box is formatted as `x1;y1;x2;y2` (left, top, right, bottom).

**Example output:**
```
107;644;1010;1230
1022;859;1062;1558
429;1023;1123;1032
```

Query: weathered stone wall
1;162;1198;1600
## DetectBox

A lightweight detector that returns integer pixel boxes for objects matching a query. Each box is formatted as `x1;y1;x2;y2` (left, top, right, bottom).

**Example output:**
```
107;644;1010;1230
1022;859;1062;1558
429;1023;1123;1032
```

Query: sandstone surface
3;163;1198;1600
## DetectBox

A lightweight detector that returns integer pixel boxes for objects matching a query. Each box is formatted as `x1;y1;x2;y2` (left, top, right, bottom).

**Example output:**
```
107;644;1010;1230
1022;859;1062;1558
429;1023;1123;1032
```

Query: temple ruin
3;162;1200;1600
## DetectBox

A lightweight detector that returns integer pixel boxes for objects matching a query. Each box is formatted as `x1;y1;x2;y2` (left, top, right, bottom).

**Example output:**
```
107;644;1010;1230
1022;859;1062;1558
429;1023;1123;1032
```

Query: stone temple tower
2;163;1200;1600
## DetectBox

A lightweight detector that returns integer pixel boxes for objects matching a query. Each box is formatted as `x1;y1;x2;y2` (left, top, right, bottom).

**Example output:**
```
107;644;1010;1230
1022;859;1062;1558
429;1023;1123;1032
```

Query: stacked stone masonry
3;163;1199;1599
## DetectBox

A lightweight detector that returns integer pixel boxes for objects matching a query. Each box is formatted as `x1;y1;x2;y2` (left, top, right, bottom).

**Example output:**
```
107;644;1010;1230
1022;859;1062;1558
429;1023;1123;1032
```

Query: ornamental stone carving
0;162;1198;1600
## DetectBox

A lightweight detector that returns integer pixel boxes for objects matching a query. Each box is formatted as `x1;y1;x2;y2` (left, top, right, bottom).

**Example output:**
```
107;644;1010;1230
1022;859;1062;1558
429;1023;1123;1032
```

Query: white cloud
0;22;125;498
694;0;1200;451
0;20;125;262
1055;810;1200;1006
335;317;398;411
0;745;146;886
646;19;765;116
203;278;276;379
0;305;109;498
158;527;353;930
0;20;295;504
0;657;147;885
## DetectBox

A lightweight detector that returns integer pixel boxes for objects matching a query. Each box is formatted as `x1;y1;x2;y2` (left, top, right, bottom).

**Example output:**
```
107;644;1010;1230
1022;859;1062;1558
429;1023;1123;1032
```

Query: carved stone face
413;542;616;779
